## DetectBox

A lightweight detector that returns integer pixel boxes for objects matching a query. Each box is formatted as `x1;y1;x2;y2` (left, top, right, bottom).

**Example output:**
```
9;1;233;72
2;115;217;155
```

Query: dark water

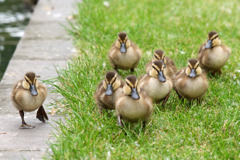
0;0;31;80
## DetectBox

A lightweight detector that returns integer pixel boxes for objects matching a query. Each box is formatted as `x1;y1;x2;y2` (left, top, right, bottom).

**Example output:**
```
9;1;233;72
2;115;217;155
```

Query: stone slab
12;39;76;60
31;0;80;23
0;114;60;160
0;59;67;84
0;84;17;114
0;151;44;160
23;21;70;40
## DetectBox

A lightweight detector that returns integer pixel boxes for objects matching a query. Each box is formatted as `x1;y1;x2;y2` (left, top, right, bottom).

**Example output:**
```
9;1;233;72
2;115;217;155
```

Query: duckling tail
36;105;49;123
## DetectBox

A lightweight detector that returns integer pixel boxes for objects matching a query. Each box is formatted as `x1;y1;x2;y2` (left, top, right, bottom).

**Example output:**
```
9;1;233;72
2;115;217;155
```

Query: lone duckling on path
198;31;231;75
11;72;48;129
94;71;123;114
146;49;177;79
115;75;153;127
140;60;172;106
108;32;142;73
172;59;208;102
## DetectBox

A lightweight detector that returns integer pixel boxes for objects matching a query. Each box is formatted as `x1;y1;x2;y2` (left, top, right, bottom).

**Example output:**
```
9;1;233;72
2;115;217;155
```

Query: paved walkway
0;0;80;159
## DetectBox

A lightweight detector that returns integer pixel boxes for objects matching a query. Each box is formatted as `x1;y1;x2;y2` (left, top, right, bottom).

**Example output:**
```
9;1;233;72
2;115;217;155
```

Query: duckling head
186;59;202;78
22;72;38;96
123;75;140;100
149;60;166;82
116;32;131;53
103;71;121;96
205;31;221;49
153;49;166;68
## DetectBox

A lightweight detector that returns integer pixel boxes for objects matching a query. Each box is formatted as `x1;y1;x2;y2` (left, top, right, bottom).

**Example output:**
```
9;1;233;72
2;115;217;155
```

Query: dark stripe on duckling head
154;49;164;59
125;75;137;87
153;60;166;82
154;50;166;67
153;60;164;71
25;72;36;83
105;71;116;82
188;59;199;68
208;31;218;39
118;32;127;41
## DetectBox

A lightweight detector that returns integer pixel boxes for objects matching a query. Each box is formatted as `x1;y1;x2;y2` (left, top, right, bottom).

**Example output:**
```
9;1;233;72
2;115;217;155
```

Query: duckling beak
189;68;197;78
120;43;127;53
105;84;113;96
158;71;166;82
131;88;140;100
205;39;212;49
30;84;38;96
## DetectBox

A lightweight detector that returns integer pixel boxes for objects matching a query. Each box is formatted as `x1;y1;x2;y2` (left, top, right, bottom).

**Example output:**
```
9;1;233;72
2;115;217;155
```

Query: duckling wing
11;80;24;106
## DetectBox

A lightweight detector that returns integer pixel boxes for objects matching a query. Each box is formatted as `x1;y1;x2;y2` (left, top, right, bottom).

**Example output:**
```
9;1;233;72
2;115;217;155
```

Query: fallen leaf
51;107;59;116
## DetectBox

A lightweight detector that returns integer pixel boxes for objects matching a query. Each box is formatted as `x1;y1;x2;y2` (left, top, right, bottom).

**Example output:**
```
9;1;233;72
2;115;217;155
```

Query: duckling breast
15;90;46;112
141;78;172;101
116;96;152;122
111;47;141;69
203;46;230;69
178;77;208;99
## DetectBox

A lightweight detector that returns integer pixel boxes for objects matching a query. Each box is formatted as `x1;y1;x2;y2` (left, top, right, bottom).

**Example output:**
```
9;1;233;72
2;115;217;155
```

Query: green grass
47;0;240;159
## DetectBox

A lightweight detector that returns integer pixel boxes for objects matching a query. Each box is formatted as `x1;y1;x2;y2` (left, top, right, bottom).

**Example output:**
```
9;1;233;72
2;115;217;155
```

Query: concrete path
0;0;80;159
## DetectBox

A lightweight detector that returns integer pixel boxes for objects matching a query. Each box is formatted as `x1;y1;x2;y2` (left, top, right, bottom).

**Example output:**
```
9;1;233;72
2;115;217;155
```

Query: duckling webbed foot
19;110;35;129
36;105;49;123
19;124;35;129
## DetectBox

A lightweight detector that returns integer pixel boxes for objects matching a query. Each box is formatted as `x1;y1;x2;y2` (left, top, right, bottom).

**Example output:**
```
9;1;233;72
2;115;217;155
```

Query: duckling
108;32;142;72
94;71;123;113
115;75;153;127
172;59;208;102
11;72;48;129
146;49;177;79
198;31;231;75
140;60;172;106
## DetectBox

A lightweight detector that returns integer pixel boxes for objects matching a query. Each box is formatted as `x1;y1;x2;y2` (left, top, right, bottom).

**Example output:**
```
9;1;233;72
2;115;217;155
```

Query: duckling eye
25;78;30;84
111;77;117;84
152;65;159;72
211;35;219;40
214;35;218;39
126;82;132;89
154;55;159;59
